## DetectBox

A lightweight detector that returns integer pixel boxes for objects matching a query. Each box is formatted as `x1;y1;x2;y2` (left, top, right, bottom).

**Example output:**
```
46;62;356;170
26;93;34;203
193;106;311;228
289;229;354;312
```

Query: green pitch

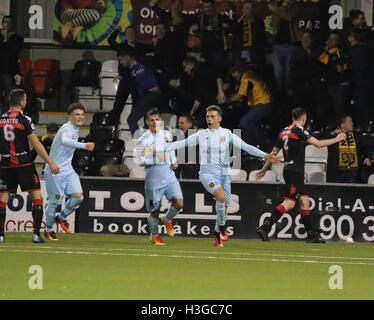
0;233;373;300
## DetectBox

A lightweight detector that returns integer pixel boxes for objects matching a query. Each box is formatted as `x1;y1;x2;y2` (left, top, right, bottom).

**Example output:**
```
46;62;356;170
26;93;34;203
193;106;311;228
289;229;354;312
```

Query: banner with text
78;178;374;243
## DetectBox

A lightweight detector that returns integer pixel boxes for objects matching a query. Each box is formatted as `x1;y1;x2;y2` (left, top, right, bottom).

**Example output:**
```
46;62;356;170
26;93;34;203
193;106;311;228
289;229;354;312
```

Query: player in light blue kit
136;109;183;245
44;103;95;241
151;106;279;247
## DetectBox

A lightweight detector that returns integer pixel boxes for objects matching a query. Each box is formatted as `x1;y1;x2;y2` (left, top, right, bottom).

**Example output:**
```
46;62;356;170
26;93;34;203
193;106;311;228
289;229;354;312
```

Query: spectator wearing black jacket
325;116;371;183
107;25;152;126
288;29;323;123
231;2;267;68
0;16;23;106
189;0;231;104
149;0;194;79
347;28;371;127
318;31;350;124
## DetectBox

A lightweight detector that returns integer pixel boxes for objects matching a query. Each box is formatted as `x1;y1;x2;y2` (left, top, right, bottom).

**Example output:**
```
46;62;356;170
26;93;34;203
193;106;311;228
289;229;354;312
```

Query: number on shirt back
282;134;289;151
3;124;15;142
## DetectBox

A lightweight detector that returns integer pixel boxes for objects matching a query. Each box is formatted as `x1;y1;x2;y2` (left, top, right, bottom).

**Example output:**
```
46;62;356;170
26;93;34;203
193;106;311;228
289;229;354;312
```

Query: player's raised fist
86;142;95;151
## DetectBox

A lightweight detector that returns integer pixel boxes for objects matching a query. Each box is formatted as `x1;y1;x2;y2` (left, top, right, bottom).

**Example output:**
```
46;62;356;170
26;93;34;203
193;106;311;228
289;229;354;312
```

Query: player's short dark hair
179;114;193;123
292;108;306;121
9;89;26;107
146;108;161;119
206;105;223;117
67;103;85;114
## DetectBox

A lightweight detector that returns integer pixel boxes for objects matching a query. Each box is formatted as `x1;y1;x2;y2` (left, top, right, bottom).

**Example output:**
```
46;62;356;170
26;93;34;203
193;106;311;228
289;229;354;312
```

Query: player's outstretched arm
308;132;346;148
28;134;59;174
255;146;280;181
232;134;281;163
61;131;89;150
154;132;200;154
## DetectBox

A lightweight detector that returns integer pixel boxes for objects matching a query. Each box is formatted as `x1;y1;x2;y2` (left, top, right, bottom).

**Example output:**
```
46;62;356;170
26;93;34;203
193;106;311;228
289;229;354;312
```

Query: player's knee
173;199;183;210
67;196;84;210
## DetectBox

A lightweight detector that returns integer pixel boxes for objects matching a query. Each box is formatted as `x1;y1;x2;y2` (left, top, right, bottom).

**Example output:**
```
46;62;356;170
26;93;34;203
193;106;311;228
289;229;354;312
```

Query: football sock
32;199;43;235
262;204;287;232
164;205;180;222
0;201;6;236
300;210;312;232
215;201;226;233
147;215;159;236
61;197;84;220
45;202;57;232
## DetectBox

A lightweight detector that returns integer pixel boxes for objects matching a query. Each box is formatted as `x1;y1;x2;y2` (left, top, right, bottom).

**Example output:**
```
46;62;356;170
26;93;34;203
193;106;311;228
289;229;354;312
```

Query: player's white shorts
200;174;231;206
145;180;183;213
44;171;83;204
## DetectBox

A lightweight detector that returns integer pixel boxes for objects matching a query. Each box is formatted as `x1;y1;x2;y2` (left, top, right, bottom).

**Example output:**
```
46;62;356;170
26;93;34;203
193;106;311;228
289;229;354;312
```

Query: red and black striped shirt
0;110;35;168
275;123;312;174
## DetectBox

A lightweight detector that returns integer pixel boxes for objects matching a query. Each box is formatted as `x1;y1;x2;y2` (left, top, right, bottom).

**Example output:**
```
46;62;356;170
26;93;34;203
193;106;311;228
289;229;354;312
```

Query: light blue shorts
200;174;231;206
145;180;183;213
45;171;83;205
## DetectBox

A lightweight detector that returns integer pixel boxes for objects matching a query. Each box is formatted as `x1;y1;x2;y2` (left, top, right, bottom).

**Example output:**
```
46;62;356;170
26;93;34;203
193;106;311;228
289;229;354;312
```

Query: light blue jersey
159;127;267;177
136;129;182;212
136;129;178;190
44;121;87;176
158;127;267;208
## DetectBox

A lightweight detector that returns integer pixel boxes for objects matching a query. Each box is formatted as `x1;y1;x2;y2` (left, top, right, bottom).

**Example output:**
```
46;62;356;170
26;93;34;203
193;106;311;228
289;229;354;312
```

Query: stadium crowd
2;0;374;183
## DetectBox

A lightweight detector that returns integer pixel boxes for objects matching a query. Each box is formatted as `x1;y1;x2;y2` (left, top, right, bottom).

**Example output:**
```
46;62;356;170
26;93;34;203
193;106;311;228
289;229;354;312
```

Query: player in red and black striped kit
255;108;346;243
0;89;59;243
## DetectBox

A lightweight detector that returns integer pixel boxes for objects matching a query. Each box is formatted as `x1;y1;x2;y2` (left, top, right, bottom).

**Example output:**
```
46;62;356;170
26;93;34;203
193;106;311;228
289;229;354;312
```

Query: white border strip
88;212;242;220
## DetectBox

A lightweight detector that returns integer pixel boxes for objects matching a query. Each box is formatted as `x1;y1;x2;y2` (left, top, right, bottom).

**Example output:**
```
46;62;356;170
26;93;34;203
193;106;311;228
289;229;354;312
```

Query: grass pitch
0;233;373;300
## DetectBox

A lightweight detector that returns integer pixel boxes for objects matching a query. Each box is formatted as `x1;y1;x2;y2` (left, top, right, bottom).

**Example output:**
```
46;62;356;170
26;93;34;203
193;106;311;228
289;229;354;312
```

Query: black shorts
0;164;41;194
283;170;308;202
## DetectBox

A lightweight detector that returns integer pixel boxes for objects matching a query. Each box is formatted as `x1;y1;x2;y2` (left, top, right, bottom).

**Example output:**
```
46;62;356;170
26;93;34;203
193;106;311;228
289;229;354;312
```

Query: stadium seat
99;60;119;97
248;170;277;182
231;169;247;181
31;59;61;110
307;171;326;184
129;165;146;179
92;112;111;126
305;163;325;182
94;139;124;156
19;58;32;83
124;157;137;170
161;113;177;129
72;60;102;89
368;174;374;185
270;162;285;183
305;145;327;164
124;139;137;157
89;123;117;142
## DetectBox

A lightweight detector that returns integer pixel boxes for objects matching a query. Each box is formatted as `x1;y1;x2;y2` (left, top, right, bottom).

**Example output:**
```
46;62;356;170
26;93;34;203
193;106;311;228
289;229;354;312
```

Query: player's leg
0;192;9;243
218;176;231;241
300;195;325;243
200;176;225;247
257;171;299;241
145;188;165;245
44;172;63;240
18;165;45;243
162;181;184;237
55;172;83;234
0;168;17;242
